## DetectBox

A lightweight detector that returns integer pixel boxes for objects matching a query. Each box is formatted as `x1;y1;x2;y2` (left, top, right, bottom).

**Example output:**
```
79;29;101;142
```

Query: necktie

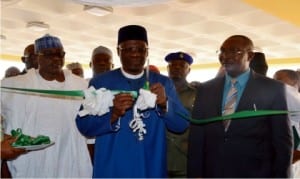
223;79;237;132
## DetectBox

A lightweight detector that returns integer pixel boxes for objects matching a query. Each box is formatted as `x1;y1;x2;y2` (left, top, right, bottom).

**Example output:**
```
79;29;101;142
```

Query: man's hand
1;135;26;160
111;93;134;123
150;83;167;111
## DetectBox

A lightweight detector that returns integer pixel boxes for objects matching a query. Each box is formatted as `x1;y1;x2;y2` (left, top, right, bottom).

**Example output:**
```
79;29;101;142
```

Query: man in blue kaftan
76;25;189;178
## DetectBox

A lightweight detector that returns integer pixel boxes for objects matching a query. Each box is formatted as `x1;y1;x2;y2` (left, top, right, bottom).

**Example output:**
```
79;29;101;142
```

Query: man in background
87;45;114;163
20;44;38;74
66;62;84;78
165;51;196;177
249;52;268;76
273;69;300;177
90;46;114;78
4;66;20;78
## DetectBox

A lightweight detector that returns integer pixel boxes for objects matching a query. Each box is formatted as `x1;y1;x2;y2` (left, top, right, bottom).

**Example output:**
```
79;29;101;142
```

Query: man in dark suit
187;35;293;178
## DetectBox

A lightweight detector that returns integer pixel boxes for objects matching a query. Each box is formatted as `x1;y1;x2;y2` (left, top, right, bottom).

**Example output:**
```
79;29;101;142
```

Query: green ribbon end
177;110;293;125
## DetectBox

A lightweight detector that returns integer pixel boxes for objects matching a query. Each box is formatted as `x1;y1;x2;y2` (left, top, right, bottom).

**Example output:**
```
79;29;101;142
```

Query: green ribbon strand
1;86;84;97
11;128;51;147
1;86;138;98
177;110;299;125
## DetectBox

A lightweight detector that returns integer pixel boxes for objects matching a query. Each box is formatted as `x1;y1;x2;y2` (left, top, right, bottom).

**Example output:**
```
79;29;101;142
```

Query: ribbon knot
129;88;157;140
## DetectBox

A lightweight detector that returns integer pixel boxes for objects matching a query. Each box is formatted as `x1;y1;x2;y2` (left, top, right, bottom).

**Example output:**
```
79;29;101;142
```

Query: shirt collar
225;69;250;87
121;68;144;79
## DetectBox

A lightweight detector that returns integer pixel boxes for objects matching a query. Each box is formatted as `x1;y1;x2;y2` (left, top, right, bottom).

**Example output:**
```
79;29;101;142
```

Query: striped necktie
223;79;237;132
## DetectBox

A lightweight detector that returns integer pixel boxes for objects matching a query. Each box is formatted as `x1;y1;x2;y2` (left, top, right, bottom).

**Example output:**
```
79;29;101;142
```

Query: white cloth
285;85;300;178
285;85;300;123
86;137;96;144
283;85;300;178
136;88;157;110
129;88;157;140
79;86;115;145
79;86;114;117
285;85;300;150
293;161;300;178
1;69;92;178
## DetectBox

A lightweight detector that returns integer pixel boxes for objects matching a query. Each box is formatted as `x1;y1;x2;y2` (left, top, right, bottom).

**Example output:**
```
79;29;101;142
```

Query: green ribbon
11;128;51;147
178;110;300;125
1;86;84;97
1;86;138;98
143;81;150;90
111;90;138;98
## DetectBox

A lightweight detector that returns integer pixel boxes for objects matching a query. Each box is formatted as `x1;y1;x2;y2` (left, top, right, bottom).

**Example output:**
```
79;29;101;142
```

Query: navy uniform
165;52;197;177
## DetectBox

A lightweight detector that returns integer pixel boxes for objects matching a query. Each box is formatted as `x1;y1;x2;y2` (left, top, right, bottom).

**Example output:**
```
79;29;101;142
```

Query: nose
130;50;143;57
219;52;235;62
50;57;63;65
52;56;62;62
172;64;181;69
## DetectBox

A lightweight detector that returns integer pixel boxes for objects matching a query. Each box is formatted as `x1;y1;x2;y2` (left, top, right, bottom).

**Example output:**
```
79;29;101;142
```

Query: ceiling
1;0;300;70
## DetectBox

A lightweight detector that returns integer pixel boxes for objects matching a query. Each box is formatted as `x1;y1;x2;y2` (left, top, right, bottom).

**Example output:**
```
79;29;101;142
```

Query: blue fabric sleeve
75;107;120;137
157;78;189;133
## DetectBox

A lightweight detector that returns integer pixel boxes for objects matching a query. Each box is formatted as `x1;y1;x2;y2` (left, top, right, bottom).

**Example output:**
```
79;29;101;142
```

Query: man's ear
21;57;26;63
145;49;149;57
248;51;255;62
117;47;120;56
167;64;170;73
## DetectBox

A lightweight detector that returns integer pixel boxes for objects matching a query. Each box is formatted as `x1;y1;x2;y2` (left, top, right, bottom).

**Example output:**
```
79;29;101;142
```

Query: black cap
118;25;148;45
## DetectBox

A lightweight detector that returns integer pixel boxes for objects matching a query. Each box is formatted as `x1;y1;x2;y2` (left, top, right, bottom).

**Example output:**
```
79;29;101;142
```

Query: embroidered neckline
121;68;144;79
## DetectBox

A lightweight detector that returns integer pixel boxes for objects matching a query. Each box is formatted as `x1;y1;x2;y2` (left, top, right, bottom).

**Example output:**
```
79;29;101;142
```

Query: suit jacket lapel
236;71;257;111
213;77;226;131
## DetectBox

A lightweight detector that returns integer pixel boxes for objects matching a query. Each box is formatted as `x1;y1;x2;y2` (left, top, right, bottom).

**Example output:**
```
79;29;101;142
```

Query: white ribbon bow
129;88;157;140
79;86;114;117
79;87;157;141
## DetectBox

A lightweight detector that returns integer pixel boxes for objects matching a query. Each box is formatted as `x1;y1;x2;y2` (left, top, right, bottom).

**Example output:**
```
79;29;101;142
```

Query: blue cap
118;25;148;45
35;34;63;53
165;52;193;65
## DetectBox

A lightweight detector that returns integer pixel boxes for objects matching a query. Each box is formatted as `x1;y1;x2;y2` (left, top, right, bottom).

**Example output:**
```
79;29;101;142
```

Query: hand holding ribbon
111;93;135;123
149;83;167;110
136;88;157;110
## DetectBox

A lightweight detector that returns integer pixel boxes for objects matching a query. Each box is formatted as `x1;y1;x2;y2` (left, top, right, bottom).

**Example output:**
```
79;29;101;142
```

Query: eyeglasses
216;49;248;56
23;54;37;59
38;51;65;58
118;46;148;54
